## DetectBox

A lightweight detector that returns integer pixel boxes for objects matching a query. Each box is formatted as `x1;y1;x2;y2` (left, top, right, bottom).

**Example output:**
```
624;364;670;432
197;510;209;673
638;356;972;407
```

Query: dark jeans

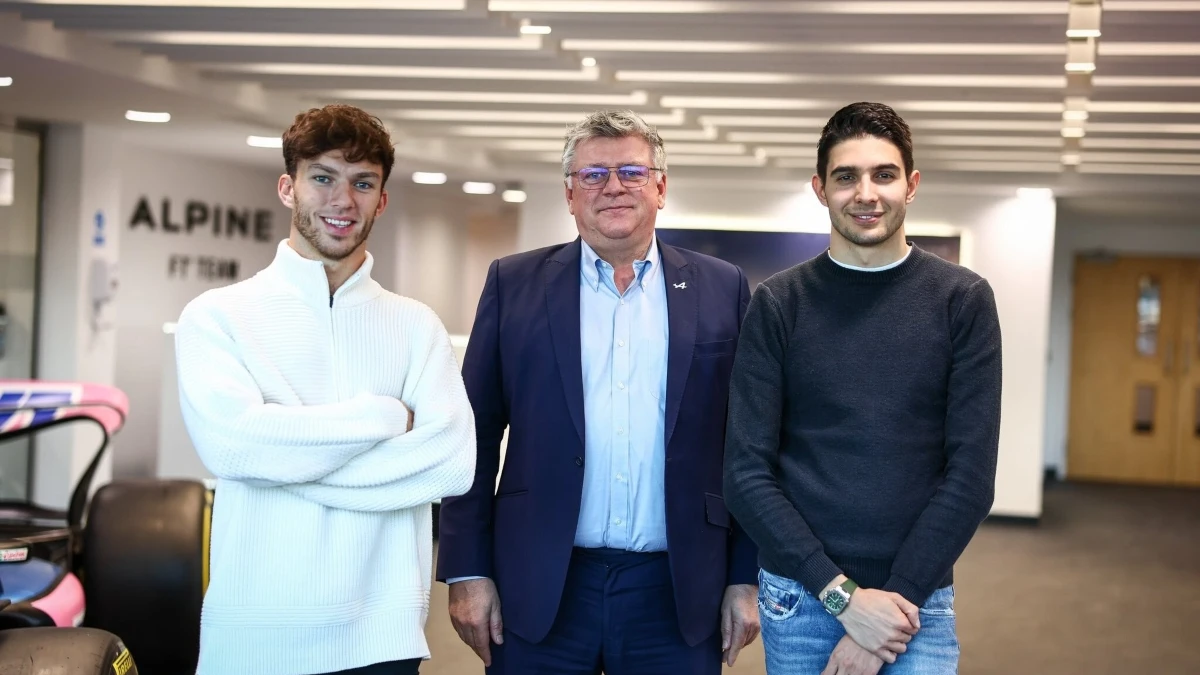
323;659;421;675
487;547;721;675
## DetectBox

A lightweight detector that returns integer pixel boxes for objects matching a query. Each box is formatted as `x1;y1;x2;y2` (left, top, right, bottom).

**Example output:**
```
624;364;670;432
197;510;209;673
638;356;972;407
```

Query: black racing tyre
0;626;138;674
82;479;209;675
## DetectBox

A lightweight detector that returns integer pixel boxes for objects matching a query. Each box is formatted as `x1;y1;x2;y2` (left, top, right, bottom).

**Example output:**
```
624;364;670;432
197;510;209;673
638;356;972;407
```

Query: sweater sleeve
723;284;844;597
283;310;477;511
175;298;410;486
882;278;1002;606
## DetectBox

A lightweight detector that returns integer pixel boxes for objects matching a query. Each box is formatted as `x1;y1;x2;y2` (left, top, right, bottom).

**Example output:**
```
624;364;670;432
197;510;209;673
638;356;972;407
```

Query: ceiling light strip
199;63;597;81
489;1;1068;14
95;31;542;50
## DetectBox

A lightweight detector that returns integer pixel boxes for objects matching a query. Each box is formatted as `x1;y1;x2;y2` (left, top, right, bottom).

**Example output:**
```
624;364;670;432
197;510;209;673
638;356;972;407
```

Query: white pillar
34;123;122;508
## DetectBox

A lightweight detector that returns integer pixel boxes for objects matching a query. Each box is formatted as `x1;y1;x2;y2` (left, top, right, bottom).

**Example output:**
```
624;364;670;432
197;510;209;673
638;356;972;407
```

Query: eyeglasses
566;165;665;189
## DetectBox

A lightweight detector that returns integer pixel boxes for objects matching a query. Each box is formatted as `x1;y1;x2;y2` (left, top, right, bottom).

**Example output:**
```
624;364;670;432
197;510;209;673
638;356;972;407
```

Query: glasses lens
617;166;651;184
579;168;609;186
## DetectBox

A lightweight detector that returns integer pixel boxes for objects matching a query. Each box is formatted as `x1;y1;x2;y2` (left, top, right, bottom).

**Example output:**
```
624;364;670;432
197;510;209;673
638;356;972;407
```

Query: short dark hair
816;102;914;181
282;104;395;184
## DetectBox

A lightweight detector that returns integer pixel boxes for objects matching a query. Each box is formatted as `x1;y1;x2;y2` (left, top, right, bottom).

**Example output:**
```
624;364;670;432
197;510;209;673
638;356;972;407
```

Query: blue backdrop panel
655;229;960;290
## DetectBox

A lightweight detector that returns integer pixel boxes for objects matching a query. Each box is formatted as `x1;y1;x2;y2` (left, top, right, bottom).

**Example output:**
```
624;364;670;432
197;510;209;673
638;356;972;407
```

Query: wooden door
1068;255;1186;484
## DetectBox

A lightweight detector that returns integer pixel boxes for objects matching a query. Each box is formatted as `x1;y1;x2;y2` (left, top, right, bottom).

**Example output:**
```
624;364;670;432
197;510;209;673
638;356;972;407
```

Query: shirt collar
263;239;380;307
580;237;660;293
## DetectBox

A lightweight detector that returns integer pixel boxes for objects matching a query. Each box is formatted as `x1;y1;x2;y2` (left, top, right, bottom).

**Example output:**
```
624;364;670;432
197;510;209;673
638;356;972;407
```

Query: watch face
824;591;848;613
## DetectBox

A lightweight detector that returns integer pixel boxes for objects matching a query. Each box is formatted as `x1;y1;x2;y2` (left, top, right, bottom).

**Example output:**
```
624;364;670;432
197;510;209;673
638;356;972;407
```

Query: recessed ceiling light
125;110;171;123
0;78;12;87
1066;29;1101;38
1065;62;1096;73
412;171;447;185
1017;187;1054;199
581;57;597;67
502;189;527;203
520;25;552;35
463;181;496;195
246;135;282;148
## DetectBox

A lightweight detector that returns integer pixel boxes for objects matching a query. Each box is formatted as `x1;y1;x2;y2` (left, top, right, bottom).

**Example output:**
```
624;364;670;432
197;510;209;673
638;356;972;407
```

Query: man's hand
720;583;760;666
406;405;414;432
821;635;886;675
448;578;504;666
824;577;918;663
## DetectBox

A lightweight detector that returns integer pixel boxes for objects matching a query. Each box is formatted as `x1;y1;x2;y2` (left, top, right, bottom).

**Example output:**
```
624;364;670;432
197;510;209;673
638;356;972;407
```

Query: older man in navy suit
436;109;759;675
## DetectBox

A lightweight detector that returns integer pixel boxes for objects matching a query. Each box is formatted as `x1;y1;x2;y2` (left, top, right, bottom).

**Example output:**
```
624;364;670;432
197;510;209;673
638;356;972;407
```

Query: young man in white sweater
174;104;476;675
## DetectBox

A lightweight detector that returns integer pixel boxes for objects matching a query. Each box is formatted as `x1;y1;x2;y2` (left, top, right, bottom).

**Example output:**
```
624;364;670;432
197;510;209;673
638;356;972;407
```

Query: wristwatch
819;579;859;616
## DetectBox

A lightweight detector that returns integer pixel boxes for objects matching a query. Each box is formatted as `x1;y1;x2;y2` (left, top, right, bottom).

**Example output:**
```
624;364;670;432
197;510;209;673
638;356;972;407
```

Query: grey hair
561;110;667;186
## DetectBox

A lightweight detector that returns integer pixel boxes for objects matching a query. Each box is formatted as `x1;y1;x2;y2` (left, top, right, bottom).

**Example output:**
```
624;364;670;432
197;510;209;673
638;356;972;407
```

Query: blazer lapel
660;240;696;452
545;239;586;448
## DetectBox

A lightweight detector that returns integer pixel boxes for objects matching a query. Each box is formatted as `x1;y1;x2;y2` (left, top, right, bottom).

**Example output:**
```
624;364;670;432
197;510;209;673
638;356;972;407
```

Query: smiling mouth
850;213;883;223
321;216;355;229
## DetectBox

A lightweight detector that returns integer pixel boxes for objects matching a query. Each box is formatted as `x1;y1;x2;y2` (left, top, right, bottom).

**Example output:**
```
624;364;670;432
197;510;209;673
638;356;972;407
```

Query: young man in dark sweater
722;102;1002;675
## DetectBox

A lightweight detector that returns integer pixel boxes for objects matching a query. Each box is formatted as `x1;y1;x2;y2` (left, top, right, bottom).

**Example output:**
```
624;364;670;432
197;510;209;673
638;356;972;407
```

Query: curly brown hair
282;104;396;183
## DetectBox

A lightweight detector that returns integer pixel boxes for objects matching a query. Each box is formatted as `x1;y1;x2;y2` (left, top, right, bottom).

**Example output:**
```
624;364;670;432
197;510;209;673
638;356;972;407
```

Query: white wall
516;178;1055;518
115;144;287;478
389;185;519;334
1044;208;1200;479
35;123;123;509
394;185;470;334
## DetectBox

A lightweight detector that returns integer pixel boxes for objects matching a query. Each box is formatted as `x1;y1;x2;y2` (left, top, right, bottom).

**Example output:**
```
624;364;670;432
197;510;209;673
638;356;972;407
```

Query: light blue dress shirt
447;239;671;582
574;239;669;552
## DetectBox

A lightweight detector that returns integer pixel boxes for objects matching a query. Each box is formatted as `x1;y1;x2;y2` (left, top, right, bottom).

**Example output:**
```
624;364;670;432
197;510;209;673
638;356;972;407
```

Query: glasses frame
565;165;666;190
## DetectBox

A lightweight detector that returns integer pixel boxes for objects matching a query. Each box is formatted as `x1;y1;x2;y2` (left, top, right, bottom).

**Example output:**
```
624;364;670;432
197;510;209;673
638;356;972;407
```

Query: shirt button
620;299;625;305
615;473;625;482
618;382;625;390
618;340;625;347
613;518;623;525
617;428;624;435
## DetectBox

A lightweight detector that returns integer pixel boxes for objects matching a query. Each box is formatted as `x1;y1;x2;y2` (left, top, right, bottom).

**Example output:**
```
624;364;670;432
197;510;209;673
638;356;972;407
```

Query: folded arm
284;311;477;511
174;299;410;486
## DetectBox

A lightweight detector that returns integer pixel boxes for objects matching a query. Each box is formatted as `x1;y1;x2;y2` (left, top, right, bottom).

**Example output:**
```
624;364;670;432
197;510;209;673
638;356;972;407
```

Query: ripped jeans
757;568;959;675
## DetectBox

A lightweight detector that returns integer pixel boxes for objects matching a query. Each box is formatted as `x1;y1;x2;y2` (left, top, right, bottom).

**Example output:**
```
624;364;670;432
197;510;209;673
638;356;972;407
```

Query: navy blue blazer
436;237;758;647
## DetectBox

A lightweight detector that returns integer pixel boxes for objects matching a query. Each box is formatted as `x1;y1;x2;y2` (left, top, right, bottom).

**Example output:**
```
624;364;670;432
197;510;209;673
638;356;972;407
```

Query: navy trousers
487;547;722;675
324;659;421;675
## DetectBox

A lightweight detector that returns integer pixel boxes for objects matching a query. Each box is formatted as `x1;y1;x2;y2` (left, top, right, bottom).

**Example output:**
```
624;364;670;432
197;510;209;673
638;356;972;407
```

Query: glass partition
0;125;43;499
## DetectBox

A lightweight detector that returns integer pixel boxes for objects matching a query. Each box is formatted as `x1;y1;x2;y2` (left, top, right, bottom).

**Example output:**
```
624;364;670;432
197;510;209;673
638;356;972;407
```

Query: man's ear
375;189;389;218
811;174;829;207
278;174;296;209
906;169;921;204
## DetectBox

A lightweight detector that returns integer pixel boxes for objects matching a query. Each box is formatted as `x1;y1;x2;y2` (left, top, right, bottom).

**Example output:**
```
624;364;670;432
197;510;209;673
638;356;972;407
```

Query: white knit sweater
174;240;476;675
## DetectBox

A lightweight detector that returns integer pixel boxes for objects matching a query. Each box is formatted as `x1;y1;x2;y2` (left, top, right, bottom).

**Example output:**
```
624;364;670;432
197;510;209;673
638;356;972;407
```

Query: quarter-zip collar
260;239;383;309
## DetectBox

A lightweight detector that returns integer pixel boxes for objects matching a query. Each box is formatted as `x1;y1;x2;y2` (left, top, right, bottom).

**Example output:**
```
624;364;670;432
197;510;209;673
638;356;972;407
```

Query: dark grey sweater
722;245;1002;607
